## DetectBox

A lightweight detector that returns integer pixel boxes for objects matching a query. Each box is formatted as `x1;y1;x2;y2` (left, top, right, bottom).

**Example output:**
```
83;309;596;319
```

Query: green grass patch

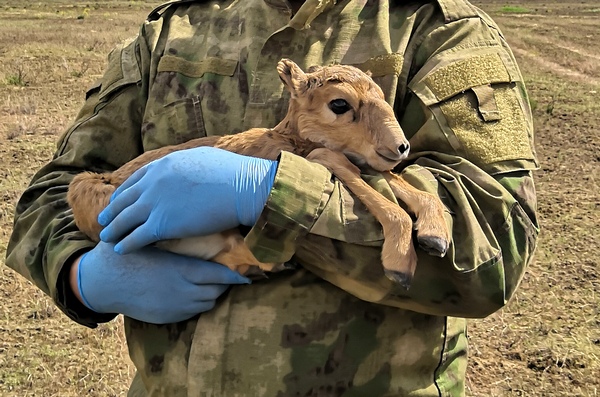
5;72;28;86
499;5;530;13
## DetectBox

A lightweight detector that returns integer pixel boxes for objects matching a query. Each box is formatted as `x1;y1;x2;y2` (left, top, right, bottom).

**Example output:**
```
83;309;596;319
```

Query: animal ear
277;58;307;98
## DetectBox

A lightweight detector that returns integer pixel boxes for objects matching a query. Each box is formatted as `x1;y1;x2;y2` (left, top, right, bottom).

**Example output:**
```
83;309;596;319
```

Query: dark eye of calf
329;99;352;115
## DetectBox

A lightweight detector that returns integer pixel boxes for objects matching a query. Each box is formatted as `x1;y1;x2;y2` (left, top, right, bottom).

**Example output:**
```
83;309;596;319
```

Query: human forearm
245;149;538;318
68;254;85;305
5;163;113;326
5;168;118;326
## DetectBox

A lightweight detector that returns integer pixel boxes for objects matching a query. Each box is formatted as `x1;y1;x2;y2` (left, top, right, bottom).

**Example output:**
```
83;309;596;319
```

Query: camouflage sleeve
246;11;540;318
5;34;148;327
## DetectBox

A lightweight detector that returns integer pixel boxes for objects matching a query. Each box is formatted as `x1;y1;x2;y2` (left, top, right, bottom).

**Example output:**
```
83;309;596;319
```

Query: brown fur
67;59;450;288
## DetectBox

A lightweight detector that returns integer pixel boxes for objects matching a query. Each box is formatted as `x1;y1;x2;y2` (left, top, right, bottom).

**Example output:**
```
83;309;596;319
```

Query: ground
0;1;598;396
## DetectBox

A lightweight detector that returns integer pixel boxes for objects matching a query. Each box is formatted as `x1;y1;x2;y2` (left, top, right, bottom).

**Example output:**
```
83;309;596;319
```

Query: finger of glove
99;204;151;246
125;310;195;325
112;166;149;200
194;299;219;314
184;259;251;285
112;220;161;254
97;168;147;227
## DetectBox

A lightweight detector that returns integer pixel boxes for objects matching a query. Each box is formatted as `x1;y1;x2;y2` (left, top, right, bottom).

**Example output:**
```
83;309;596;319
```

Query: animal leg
158;229;282;277
212;233;284;277
382;172;450;257
307;148;417;289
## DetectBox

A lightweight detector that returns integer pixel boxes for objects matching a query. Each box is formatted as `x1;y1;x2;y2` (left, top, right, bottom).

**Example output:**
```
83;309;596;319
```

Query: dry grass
1;1;599;396
0;2;161;395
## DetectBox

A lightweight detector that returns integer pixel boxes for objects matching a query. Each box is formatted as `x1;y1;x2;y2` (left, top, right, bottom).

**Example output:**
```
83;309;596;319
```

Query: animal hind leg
212;232;284;277
158;230;282;277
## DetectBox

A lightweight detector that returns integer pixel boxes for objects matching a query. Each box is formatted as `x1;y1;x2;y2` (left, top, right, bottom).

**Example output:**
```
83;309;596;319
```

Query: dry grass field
1;1;598;396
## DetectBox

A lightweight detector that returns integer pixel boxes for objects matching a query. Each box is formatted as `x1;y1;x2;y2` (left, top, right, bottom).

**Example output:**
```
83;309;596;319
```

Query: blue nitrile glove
98;147;278;254
76;241;250;324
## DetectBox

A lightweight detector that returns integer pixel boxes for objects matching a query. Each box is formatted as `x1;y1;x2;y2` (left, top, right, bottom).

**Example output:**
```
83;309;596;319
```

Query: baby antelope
68;59;450;289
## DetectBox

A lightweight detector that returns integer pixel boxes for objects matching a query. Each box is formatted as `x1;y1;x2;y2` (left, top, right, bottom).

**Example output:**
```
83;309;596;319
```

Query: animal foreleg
306;148;417;289
382;172;450;257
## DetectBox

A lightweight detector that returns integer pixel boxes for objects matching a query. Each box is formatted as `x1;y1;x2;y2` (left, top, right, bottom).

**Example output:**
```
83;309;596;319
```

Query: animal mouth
375;151;403;165
344;151;400;172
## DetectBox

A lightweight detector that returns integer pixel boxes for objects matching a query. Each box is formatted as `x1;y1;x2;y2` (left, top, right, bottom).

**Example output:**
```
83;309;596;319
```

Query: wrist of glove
76;242;250;324
98;147;278;254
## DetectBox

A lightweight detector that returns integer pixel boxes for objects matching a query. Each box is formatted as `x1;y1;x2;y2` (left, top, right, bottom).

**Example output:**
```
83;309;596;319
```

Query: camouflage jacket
6;0;539;396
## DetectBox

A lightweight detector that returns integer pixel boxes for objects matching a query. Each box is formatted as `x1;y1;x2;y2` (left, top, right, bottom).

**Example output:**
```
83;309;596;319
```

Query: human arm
4;36;147;326
4;31;244;326
11;1;539;322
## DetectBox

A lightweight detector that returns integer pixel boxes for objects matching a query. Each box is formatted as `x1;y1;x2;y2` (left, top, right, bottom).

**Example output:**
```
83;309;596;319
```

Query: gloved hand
98;147;278;254
75;241;250;324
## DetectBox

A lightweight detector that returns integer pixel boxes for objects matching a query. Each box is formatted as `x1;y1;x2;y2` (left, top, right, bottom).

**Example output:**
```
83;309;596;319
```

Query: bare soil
0;1;598;396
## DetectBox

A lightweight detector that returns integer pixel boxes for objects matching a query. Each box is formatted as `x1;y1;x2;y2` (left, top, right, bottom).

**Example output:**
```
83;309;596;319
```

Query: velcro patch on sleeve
353;53;404;77
472;84;502;122
99;38;142;100
423;53;511;102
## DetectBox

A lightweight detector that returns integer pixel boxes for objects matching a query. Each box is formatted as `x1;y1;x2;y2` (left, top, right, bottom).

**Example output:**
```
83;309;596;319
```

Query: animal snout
377;141;410;162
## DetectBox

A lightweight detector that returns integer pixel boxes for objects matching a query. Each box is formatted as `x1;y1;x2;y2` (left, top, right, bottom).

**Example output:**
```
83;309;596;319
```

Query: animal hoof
417;235;449;257
384;269;413;290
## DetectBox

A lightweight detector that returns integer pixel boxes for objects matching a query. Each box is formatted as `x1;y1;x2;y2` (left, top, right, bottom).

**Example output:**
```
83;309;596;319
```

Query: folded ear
277;58;307;98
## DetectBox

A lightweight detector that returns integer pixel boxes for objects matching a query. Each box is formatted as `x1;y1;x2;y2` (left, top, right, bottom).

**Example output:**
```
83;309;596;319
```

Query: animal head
277;59;409;172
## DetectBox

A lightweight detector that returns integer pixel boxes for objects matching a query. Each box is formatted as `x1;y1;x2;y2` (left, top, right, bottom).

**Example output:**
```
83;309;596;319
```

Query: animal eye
329;99;352;115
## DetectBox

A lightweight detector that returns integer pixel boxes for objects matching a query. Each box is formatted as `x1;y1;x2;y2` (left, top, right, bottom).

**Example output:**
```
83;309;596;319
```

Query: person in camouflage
5;0;539;396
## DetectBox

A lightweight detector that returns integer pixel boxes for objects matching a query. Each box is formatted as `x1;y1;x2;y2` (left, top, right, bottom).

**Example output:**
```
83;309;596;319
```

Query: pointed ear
277;58;307;98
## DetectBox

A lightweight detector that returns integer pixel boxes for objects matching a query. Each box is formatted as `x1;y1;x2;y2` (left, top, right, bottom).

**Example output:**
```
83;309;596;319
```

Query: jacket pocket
142;55;240;150
141;96;206;151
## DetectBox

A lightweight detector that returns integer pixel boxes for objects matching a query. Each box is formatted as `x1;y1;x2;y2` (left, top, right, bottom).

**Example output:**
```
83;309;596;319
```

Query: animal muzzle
376;140;410;162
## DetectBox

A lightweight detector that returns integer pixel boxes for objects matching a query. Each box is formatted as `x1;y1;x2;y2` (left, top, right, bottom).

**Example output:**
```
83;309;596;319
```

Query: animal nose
377;141;410;162
398;142;410;156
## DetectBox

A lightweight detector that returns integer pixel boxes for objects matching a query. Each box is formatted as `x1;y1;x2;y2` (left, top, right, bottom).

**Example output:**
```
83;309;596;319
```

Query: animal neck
272;99;299;134
271;102;320;157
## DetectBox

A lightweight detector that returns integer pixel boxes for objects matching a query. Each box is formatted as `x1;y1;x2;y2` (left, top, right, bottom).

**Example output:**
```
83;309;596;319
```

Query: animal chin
373;152;401;171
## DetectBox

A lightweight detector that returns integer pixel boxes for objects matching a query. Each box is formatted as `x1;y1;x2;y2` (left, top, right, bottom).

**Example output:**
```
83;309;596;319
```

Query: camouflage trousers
124;271;467;397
